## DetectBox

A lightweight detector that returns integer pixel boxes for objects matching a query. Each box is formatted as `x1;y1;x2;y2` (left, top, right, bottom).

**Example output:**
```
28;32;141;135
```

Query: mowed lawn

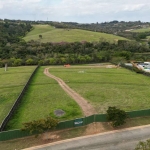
0;66;36;124
24;25;128;43
49;65;150;113
7;67;82;130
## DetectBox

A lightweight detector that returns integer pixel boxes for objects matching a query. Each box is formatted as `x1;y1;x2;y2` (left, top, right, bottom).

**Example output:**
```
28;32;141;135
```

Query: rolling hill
24;25;128;43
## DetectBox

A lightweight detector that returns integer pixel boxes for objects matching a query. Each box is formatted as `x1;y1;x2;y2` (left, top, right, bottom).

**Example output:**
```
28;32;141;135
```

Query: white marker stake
5;63;7;71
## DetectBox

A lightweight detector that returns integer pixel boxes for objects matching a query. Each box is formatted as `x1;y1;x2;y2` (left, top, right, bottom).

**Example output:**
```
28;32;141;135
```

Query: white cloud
0;0;150;22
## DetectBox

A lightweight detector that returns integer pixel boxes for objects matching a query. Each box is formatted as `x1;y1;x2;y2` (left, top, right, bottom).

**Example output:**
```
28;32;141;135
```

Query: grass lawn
0;66;36;124
24;25;128;43
6;66;83;130
1;116;150;150
49;65;150;113
132;28;150;32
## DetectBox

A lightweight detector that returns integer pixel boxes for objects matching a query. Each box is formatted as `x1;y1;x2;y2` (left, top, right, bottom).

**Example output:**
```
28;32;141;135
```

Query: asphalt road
24;125;150;150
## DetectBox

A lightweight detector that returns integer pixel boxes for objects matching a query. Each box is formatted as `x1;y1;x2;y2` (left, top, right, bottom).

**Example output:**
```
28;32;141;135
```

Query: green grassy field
24;25;128;43
0;66;36;125
132;28;150;32
7;66;82;130
48;65;150;113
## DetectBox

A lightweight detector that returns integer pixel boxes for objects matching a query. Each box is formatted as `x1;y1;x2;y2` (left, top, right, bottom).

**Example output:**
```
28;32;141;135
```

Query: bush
135;139;150;150
107;106;128;127
22;116;58;134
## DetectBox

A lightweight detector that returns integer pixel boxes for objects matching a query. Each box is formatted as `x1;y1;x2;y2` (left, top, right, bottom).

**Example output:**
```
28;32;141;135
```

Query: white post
5;63;7;71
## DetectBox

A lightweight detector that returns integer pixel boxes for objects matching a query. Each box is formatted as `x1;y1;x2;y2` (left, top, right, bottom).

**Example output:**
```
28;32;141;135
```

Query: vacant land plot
49;65;150;113
24;25;128;43
7;67;82;130
0;66;36;125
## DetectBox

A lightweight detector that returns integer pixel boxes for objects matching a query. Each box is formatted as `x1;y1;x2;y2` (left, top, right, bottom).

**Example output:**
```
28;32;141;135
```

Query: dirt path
44;68;96;116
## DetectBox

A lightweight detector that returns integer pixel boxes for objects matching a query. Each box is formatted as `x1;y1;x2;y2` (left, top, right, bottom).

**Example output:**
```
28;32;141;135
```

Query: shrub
22;116;58;134
107;106;128;127
135;139;150;150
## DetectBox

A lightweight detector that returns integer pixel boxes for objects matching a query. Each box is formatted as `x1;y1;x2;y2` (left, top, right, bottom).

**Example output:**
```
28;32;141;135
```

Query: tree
26;58;34;65
13;58;22;66
135;139;150;150
39;34;42;39
106;106;128;127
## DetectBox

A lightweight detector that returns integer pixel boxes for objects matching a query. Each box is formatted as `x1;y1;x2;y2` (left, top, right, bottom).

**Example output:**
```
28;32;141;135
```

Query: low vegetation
6;66;82;130
132;28;150;33
22;116;58;134
49;65;150;113
24;25;127;43
0;66;36;124
135;139;150;150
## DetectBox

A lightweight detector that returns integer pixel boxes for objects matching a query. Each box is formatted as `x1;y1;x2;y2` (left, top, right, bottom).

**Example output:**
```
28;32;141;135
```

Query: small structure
64;64;70;67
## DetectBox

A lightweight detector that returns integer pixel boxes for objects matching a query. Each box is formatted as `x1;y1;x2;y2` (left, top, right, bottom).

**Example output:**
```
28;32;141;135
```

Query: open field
131;28;150;32
1;116;150;150
24;25;128;43
0;66;36;125
6;67;82;130
48;65;150;113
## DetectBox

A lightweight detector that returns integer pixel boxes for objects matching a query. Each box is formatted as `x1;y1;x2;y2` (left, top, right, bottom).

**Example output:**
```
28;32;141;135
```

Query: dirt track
44;68;96;116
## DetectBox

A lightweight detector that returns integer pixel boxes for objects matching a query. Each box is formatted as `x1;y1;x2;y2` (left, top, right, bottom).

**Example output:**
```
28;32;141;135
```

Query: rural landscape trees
0;19;150;67
1;19;150;149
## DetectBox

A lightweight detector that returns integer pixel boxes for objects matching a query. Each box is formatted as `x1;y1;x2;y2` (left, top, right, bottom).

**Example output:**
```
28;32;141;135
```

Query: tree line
0;39;150;67
0;20;150;67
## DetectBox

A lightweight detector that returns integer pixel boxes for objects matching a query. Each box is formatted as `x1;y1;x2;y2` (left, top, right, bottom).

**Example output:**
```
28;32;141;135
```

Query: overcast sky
0;0;150;23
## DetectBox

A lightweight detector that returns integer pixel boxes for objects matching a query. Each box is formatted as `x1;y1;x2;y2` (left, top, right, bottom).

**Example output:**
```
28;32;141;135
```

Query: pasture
24;25;128;43
49;65;150;113
0;66;36;125
131;28;150;32
7;67;82;130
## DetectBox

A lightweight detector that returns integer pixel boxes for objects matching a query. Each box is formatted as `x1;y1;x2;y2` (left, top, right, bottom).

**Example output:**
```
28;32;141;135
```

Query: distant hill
23;25;128;43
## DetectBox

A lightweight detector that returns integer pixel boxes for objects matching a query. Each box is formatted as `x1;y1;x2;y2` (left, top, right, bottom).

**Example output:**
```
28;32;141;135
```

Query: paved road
24;125;150;150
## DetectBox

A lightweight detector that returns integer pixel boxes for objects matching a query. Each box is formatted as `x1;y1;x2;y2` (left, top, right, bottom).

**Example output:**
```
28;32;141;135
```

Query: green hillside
24;25;128;43
132;28;150;32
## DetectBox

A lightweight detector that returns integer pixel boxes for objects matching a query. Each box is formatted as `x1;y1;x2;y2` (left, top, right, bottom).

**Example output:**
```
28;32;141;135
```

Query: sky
0;0;150;23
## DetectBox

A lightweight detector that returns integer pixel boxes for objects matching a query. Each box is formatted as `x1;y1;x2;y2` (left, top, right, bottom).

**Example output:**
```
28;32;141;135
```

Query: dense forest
0;19;150;67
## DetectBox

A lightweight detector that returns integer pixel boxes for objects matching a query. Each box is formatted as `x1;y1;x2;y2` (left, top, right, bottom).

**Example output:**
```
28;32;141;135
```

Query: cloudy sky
0;0;150;23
